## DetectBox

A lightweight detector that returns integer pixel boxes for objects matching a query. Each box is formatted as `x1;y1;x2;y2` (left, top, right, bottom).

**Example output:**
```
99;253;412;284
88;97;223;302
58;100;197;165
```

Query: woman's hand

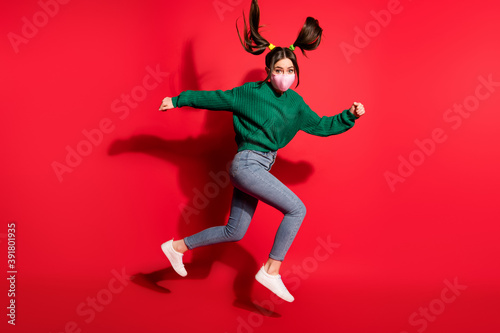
159;97;174;111
349;102;365;118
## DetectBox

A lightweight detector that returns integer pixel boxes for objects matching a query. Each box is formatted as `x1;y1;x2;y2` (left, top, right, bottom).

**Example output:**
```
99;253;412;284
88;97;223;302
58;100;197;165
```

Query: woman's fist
159;97;174;111
349;102;365;118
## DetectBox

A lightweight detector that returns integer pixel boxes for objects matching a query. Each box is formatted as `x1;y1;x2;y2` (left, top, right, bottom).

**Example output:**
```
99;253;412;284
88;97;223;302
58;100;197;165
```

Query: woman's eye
275;70;282;74
288;69;294;74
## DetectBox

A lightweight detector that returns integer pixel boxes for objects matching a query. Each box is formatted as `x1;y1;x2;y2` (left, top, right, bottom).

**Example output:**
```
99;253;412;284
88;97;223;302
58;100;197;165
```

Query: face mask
270;73;296;92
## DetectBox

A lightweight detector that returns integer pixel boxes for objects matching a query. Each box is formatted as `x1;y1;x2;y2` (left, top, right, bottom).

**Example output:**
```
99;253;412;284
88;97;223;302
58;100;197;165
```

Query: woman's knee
223;225;246;242
290;200;307;218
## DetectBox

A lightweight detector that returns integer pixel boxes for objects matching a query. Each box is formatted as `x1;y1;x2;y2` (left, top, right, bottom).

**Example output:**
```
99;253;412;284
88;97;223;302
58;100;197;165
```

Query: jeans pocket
250;150;276;171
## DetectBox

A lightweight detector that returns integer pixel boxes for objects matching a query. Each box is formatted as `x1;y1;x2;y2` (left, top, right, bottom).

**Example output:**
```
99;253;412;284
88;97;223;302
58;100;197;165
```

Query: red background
1;0;499;332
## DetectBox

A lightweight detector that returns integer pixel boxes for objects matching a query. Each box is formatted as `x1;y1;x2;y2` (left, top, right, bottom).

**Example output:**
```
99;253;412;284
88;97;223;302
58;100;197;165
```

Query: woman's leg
264;258;282;275
231;151;307;263
182;187;258;250
164;152;258;276
175;151;305;263
163;186;257;277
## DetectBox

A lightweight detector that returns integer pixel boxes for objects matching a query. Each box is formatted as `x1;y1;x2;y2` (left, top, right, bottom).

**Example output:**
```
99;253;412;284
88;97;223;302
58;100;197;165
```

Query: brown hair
236;0;323;87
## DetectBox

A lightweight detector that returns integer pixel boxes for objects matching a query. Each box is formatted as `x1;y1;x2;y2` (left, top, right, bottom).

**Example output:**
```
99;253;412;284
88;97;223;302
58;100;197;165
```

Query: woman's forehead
274;58;294;68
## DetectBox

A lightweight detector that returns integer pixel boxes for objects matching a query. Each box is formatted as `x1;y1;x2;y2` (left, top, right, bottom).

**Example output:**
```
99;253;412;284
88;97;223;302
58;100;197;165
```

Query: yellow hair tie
268;43;275;50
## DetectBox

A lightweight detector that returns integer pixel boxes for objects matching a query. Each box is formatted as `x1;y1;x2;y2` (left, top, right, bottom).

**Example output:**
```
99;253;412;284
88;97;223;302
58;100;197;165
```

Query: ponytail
236;0;271;55
236;1;323;88
292;17;323;57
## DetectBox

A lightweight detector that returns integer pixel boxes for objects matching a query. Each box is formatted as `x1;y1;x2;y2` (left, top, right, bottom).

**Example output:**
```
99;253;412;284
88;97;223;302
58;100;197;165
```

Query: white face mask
270;73;296;92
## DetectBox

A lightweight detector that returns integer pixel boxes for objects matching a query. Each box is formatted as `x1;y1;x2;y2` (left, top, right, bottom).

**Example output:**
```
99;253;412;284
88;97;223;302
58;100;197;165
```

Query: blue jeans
183;150;306;261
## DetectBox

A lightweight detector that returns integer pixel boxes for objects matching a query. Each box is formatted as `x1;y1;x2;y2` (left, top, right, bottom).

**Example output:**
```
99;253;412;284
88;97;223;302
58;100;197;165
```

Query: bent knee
223;227;246;242
226;234;245;242
231;234;245;242
290;200;307;218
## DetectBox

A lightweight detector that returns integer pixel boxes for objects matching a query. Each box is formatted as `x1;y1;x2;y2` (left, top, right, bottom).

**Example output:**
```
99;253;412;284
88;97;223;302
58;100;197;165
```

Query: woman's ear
265;67;270;74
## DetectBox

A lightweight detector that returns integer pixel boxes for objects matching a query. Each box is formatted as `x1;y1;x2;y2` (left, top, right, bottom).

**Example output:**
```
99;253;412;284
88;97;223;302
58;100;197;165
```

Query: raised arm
159;88;236;112
301;102;365;136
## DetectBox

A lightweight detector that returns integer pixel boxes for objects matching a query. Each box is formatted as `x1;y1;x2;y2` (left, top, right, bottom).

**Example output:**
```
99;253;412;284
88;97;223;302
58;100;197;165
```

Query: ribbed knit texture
172;82;357;152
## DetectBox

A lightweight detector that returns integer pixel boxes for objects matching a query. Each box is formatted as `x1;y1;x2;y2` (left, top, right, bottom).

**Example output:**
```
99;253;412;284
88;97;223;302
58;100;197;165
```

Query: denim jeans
184;150;306;261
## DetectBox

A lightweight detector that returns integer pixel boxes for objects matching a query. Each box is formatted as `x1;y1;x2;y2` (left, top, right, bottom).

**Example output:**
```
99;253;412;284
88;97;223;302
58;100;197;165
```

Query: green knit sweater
172;81;357;152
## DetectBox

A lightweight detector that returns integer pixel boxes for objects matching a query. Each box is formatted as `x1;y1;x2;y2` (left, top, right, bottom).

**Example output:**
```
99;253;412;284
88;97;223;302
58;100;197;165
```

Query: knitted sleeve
172;88;236;111
300;104;357;137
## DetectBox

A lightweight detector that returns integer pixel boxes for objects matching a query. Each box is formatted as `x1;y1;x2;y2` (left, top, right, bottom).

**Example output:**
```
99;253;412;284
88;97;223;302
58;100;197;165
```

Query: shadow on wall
107;40;314;314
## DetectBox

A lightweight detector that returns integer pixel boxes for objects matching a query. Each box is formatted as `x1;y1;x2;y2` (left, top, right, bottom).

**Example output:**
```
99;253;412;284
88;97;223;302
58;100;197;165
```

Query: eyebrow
275;66;295;69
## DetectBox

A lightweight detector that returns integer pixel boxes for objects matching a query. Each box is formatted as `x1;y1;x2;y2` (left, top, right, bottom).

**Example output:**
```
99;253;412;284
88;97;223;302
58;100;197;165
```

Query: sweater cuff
172;96;179;108
345;109;357;121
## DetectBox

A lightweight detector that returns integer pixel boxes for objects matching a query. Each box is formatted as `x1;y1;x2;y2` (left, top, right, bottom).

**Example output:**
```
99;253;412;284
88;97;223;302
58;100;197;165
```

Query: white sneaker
161;239;187;277
255;265;294;302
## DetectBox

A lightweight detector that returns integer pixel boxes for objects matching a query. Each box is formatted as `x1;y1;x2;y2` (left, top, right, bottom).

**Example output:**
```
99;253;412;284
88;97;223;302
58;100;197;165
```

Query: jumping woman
158;0;365;302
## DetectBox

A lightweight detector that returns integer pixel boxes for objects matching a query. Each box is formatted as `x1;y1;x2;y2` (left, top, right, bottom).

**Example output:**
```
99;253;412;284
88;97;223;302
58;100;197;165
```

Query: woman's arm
301;102;365;136
159;88;236;112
